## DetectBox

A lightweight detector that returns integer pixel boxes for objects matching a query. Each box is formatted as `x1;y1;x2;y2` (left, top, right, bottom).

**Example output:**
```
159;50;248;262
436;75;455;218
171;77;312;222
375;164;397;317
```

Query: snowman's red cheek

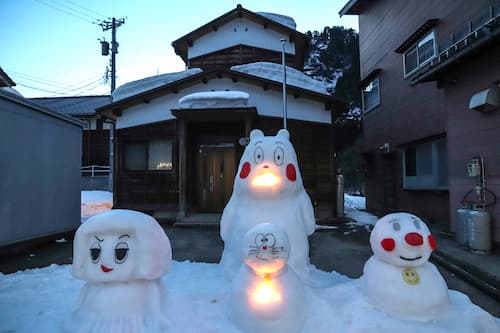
428;235;437;250
381;238;396;251
240;162;251;179
286;164;296;182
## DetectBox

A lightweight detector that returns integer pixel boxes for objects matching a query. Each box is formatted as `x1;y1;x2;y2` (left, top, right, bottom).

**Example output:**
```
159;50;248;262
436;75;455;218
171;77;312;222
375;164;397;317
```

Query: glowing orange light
251;276;281;304
251;173;281;187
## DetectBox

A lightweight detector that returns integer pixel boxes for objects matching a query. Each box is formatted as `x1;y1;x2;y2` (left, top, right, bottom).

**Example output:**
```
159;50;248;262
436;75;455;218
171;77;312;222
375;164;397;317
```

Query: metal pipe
280;38;287;130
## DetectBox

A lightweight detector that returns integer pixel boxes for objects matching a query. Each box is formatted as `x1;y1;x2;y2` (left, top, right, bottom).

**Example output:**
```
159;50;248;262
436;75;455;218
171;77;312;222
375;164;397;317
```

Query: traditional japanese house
98;5;347;222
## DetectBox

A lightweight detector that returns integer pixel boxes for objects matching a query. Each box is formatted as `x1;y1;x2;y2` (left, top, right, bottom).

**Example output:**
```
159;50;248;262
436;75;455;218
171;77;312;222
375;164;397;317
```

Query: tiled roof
29;95;111;116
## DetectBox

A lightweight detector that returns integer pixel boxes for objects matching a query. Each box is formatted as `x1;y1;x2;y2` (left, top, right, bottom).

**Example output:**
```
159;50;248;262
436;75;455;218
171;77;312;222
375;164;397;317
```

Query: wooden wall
115;121;178;212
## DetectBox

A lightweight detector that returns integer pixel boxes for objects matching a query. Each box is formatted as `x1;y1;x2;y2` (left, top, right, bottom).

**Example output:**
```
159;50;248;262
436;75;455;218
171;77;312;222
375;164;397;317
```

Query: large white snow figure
361;212;449;322
69;209;172;333
220;129;315;278
227;223;306;333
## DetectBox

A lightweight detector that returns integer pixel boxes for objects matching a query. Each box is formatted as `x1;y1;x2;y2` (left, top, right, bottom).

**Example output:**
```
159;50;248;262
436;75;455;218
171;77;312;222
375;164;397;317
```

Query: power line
15;78;104;96
34;0;96;25
6;69;102;90
66;0;108;20
46;0;99;21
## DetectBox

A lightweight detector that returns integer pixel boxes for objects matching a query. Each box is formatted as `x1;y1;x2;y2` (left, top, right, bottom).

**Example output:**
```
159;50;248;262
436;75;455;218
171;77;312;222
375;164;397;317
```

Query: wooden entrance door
196;144;236;212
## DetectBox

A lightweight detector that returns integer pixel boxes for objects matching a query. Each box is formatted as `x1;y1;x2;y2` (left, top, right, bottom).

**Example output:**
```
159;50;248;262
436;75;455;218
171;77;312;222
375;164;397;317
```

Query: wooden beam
216;72;223;79
187;38;193;47
263;84;269;91
231;77;238;83
142;97;150;104
178;119;187;218
212;25;218;31
112;108;122;116
202;77;208;84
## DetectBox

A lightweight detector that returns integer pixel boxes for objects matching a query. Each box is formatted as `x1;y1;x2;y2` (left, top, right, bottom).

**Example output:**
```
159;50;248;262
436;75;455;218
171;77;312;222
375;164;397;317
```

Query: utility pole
99;17;125;93
98;17;125;193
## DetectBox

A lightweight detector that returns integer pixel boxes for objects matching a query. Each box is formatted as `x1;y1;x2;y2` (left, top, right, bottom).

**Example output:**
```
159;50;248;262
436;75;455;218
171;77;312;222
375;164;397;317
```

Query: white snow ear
277;129;290;140
250;129;264;141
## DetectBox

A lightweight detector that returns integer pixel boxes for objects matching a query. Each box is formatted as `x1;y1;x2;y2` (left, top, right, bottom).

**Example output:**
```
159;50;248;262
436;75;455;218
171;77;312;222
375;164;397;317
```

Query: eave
96;69;347;116
339;0;373;16
395;19;439;54
171;4;307;66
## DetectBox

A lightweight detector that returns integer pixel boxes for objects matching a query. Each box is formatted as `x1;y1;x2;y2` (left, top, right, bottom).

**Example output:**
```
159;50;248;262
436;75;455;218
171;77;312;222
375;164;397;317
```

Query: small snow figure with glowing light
220;129;315;279
361;212;449;322
227;223;305;333
68;209;172;333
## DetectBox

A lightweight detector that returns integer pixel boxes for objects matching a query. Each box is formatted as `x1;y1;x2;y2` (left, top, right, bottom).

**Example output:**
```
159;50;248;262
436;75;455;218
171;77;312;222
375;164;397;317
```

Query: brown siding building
341;0;500;244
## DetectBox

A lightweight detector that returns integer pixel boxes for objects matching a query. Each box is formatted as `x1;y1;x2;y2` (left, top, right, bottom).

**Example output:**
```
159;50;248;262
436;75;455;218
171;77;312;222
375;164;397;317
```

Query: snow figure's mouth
251;173;281;187
256;255;279;262
100;264;113;272
399;256;422;261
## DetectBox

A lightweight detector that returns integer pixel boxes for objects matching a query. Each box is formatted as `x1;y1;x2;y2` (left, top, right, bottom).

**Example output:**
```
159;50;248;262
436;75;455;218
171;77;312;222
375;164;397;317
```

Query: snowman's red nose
405;232;423;246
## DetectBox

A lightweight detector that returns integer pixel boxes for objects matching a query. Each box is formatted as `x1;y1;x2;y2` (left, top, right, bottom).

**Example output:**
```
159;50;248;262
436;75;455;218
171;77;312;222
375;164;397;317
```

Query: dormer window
404;31;436;76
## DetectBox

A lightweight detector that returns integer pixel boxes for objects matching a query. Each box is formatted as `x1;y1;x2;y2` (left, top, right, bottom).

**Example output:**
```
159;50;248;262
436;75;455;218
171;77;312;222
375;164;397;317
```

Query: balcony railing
433;4;500;66
81;165;110;177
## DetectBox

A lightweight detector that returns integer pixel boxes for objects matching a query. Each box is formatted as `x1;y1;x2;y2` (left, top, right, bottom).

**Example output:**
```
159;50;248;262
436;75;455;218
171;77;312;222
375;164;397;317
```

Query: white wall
116;77;330;129
188;17;295;60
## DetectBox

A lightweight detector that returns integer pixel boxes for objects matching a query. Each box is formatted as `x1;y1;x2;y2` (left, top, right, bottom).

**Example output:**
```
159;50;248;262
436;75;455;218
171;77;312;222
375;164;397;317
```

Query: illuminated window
362;77;380;113
124;139;172;171
404;31;436;76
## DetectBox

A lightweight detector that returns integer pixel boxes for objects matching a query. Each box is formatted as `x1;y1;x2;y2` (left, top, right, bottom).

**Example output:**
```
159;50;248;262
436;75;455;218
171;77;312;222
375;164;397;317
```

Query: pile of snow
256;12;296;30
0;262;497;332
178;91;249;109
231;62;330;95
345;194;378;226
81;191;113;222
112;68;202;102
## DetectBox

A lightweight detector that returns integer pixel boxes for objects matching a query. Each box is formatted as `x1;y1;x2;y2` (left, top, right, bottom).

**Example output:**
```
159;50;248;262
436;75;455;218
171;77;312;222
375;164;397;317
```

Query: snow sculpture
361;212;449;322
227;223;305;333
69;209;172;333
220;129;315;279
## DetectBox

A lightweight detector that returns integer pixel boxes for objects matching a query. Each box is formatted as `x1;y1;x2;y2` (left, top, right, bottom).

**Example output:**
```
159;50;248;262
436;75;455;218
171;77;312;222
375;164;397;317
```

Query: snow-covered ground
81;190;113;222
0;195;498;332
345;193;379;227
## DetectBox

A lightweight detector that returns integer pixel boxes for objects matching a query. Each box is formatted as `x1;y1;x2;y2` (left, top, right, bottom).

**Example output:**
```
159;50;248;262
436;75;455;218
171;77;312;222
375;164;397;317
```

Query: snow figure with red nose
361;212;449;322
220;129;315;280
68;209;172;333
227;223;305;333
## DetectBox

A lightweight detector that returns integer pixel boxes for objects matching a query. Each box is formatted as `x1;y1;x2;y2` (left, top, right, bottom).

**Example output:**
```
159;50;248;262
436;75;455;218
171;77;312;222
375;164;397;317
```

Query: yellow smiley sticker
402;268;420;285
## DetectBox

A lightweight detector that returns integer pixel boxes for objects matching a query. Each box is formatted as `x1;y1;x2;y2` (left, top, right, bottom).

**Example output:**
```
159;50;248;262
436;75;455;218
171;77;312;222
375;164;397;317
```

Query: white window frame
403;30;437;77
361;76;380;113
403;138;448;190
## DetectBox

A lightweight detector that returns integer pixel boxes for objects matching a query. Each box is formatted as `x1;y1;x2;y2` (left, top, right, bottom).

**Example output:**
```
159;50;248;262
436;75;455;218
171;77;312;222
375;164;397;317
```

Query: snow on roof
30;96;111;116
256;12;296;30
231;62;330;95
178;91;249;109
112;68;203;102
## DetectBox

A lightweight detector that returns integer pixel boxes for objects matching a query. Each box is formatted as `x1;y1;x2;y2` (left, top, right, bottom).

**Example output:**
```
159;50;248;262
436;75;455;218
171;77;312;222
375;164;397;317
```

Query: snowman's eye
255;233;265;246
274;147;284;165
265;233;276;247
254;147;264;164
90;241;101;263
115;242;129;264
392;222;401;231
413;220;421;229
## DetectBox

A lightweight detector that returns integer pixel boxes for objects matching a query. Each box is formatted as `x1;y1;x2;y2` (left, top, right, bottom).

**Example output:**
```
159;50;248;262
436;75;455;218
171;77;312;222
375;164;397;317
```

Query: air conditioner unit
469;86;499;112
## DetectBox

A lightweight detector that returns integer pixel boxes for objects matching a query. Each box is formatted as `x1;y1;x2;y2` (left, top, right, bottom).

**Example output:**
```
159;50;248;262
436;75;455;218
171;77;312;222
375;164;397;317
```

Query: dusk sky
1;0;358;97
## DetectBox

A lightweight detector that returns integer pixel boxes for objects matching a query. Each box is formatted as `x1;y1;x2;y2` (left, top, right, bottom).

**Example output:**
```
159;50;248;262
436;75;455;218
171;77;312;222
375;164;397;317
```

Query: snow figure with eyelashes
67;209;172;333
227;223;305;333
361;212;449;322
220;129;315;279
